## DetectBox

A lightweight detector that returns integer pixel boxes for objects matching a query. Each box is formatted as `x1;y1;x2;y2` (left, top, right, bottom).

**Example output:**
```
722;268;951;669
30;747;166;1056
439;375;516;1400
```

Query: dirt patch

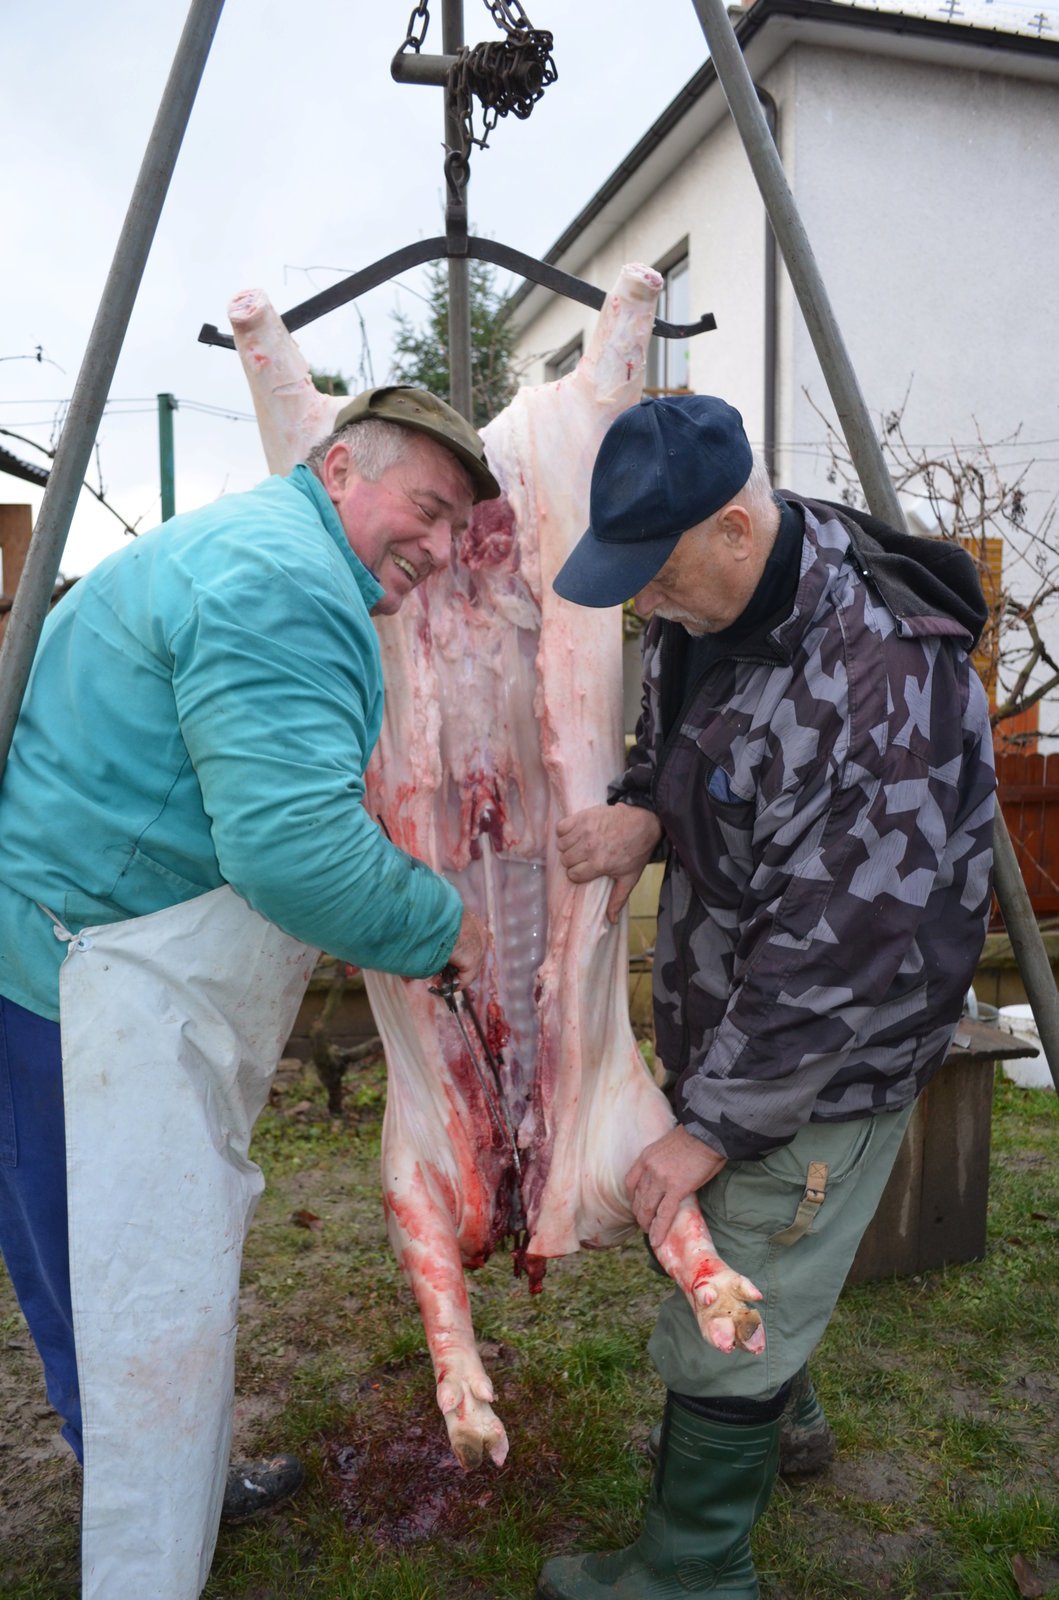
779;1496;946;1598
0;1317;80;1585
321;1341;577;1553
327;1426;499;1547
829;1451;922;1506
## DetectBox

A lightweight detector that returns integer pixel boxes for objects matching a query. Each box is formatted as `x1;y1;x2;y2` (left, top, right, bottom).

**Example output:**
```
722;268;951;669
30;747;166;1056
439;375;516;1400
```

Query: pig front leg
654;1199;766;1356
228;287;347;474
383;1158;509;1470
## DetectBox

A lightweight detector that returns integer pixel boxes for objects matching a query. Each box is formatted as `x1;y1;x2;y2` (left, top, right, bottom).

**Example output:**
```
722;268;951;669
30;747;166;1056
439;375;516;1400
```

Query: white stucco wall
512;27;1059;744
513;110;773;447
779;44;1058;490
781;42;1059;745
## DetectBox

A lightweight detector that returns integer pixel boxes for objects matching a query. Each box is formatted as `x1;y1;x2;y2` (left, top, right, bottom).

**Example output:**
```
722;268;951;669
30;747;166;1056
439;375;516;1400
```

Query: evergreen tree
310;370;350;396
390;258;521;429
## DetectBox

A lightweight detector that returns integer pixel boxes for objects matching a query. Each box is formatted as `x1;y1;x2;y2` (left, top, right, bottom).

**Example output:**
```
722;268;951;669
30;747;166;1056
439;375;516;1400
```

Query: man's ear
718;501;754;557
320;440;353;501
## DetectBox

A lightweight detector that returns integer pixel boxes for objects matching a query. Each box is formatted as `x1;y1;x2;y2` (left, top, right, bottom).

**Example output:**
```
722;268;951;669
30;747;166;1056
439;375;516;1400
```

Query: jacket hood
808;497;989;650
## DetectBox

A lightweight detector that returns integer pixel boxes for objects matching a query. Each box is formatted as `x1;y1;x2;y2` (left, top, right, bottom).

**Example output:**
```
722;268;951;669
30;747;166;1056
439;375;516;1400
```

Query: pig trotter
691;1271;765;1355
655;1208;766;1357
436;1369;510;1470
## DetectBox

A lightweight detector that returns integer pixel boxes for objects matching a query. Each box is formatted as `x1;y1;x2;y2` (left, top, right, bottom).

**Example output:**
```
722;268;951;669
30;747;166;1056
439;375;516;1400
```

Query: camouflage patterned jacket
612;496;996;1162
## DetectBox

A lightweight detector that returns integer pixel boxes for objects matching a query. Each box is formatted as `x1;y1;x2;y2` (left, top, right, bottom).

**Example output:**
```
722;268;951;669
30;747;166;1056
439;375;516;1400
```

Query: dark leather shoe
221;1453;305;1522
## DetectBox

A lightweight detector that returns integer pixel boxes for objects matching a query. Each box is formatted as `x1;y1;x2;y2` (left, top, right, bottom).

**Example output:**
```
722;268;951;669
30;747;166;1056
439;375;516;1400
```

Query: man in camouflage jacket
538;395;995;1600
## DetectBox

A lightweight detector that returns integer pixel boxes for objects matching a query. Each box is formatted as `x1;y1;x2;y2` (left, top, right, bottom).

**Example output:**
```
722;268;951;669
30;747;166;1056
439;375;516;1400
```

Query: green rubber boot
646;1365;834;1480
778;1364;835;1477
537;1395;780;1600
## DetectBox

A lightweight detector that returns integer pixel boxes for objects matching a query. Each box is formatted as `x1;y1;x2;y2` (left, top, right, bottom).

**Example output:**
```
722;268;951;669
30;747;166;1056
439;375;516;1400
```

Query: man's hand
556;804;663;923
445;907;487;988
626;1125;727;1251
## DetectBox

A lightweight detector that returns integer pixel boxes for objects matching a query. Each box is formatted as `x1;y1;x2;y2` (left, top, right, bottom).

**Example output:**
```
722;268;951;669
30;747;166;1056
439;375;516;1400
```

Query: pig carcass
231;271;764;1474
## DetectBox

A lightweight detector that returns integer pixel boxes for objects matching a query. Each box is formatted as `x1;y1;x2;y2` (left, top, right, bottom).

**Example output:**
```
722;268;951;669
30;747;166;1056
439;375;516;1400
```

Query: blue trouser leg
0;994;83;1461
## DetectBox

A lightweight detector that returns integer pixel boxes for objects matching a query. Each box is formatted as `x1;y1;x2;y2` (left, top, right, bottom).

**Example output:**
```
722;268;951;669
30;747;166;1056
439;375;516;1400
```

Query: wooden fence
995;750;1059;921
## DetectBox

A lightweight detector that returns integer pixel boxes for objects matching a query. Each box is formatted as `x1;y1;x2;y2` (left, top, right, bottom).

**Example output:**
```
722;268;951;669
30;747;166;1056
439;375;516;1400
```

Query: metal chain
448;0;556;168
396;0;556;194
484;0;534;31
398;0;431;54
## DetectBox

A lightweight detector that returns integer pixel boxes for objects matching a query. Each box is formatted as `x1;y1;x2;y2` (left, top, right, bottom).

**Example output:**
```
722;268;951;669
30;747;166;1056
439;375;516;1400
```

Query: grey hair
304;417;419;482
733;454;776;521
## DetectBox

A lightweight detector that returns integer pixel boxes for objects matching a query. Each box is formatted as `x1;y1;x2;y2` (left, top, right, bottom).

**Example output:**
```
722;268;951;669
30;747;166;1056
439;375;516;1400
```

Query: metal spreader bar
197;235;716;352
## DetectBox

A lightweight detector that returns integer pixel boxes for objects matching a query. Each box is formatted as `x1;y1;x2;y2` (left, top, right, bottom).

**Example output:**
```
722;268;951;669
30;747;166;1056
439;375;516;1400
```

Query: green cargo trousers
649;1103;915;1399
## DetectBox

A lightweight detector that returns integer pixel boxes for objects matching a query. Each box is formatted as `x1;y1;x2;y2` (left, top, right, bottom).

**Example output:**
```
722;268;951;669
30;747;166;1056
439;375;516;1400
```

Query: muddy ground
2;1058;1057;1598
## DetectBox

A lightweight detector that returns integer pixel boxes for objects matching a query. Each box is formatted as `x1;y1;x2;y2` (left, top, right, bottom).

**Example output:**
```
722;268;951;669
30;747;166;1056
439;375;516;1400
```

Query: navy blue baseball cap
553;394;754;608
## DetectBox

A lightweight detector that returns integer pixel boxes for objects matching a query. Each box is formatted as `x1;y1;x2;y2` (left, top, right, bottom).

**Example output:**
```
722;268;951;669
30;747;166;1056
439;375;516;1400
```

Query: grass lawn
1;1056;1056;1598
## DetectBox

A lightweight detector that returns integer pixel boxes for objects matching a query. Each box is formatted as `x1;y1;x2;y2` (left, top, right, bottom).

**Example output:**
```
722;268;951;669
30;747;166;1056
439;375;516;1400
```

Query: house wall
512;33;1059;747
780;44;1059;500
513;111;773;445
782;42;1059;747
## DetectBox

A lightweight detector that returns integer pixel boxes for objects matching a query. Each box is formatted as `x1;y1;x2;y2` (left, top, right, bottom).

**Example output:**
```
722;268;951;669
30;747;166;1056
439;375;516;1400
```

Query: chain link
397;0;431;54
484;0;535;31
395;0;556;193
451;0;556;165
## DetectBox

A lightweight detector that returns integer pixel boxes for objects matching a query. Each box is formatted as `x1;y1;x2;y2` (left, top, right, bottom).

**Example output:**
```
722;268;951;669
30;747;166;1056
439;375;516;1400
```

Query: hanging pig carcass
230;269;765;1474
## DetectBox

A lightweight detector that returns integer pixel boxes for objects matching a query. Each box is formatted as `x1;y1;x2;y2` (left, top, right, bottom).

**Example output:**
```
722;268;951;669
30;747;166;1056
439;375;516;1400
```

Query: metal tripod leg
0;0;226;776
688;0;1059;1088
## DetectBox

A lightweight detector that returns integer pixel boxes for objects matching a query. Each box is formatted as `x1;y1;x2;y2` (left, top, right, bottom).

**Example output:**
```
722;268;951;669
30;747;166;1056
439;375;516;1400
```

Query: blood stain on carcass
464;772;507;857
690;1257;722;1291
512;1242;548;1294
484;998;511;1059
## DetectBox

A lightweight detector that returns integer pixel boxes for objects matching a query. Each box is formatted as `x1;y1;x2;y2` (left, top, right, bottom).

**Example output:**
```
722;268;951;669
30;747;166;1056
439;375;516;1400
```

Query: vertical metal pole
691;0;906;530
443;0;474;421
158;393;178;521
688;0;1059;1085
0;0;225;777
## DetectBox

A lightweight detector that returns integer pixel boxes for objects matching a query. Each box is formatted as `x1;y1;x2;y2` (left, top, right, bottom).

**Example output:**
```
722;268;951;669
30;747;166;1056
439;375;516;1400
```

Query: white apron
54;886;318;1600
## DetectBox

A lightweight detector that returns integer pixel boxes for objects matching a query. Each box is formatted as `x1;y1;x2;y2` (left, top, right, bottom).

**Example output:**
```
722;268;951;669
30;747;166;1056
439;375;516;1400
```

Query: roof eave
0;446;49;490
507;0;1059;330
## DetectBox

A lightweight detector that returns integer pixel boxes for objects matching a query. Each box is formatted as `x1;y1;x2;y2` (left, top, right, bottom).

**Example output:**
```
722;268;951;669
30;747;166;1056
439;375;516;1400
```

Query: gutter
757;84;778;483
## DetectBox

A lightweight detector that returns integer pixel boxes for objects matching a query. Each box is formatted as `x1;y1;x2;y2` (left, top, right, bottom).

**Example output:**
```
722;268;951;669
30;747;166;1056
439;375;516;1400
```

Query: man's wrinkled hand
556;804;663;923
626;1125;727;1251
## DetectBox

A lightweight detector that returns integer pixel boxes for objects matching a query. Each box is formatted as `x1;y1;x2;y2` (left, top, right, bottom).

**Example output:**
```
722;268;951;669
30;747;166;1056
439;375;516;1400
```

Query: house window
546;336;582;381
645;254;691;394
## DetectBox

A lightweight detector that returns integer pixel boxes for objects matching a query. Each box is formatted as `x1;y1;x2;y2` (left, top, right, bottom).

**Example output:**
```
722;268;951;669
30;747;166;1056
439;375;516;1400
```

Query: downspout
756;85;779;484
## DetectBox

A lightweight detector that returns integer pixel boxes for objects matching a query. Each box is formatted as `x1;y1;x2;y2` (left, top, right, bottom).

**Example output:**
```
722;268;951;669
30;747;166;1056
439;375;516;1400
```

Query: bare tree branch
0;426;143;541
806;389;1059;742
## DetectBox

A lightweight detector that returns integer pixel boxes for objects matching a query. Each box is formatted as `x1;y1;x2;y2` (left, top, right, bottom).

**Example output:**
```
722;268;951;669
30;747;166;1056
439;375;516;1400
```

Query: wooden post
0;505;33;646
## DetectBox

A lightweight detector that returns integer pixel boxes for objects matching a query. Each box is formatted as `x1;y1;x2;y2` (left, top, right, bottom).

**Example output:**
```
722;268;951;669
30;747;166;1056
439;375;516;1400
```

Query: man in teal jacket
0;388;494;1553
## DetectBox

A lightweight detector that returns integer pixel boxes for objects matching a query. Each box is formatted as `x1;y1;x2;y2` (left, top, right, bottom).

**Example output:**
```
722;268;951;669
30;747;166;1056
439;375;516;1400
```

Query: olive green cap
333;385;501;503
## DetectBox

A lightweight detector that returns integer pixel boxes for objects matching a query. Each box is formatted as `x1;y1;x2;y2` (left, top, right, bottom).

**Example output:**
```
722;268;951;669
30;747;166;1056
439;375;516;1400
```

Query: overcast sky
2;0;713;575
